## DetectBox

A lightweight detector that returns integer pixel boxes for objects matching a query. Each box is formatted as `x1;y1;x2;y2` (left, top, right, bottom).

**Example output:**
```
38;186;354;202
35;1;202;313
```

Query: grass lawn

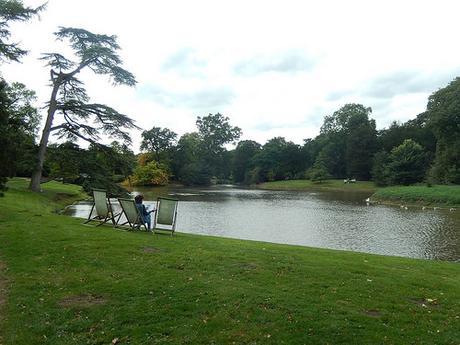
0;178;459;344
373;185;460;207
257;179;377;193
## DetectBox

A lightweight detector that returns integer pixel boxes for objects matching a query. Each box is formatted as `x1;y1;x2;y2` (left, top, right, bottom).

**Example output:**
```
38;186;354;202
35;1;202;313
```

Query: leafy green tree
371;150;391;186
0;80;8;195
321;104;371;134
0;81;39;194
130;161;169;186
377;114;436;158
2;82;40;176
4;82;39;133
219;149;234;183
140;126;177;162
388;139;426;185
179;161;212;186
196;113;241;154
0;0;43;195
109;141;136;182
170;132;214;186
319;104;376;180
196;113;241;179
175;133;201;164
29;27;138;192
232;140;261;183
308;160;330;183
426;77;460;183
282;141;307;179
44;141;134;196
245;166;263;184
47;142;82;183
300;139;314;173
377;121;406;153
0;0;44;62
77;144;129;196
253;137;305;182
312;139;346;178
253;137;284;182
345;109;377;180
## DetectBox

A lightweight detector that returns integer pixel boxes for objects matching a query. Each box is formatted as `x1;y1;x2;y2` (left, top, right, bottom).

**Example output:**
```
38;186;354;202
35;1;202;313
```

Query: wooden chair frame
84;189;119;226
115;198;149;231
152;197;178;236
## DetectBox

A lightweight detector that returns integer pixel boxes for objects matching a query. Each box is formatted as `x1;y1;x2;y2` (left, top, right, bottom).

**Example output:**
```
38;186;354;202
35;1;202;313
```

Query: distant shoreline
256;179;460;208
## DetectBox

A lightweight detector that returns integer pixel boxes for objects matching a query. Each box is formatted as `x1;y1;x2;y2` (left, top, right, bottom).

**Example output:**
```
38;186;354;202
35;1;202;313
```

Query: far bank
256;179;460;208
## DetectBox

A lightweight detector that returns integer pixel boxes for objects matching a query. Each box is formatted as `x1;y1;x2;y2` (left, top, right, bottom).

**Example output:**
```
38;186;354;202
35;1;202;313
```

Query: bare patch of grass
142;246;161;253
364;309;382;318
239;262;258;271
409;297;440;309
59;294;106;308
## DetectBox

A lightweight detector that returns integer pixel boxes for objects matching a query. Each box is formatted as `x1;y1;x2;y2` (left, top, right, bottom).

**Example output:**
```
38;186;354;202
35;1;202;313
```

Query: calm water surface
65;185;460;261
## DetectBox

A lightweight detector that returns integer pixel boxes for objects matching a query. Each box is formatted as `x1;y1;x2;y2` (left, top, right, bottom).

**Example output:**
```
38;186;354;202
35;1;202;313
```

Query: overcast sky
4;0;460;151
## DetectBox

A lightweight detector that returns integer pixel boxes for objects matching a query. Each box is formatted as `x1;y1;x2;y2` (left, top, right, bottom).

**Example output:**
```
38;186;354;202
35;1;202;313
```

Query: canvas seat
84;189;118;226
115;198;149;231
152;197;178;235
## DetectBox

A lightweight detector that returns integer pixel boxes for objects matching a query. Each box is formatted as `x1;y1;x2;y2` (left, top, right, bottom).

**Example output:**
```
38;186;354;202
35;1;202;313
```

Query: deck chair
152;197;178;235
84;189;118;226
115;198;149;231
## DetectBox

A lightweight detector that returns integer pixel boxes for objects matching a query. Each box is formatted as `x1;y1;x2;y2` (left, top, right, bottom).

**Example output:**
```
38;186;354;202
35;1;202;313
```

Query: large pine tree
29;28;138;192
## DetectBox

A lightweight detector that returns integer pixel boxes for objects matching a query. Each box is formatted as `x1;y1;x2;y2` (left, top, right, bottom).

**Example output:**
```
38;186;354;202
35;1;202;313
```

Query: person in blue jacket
134;194;154;230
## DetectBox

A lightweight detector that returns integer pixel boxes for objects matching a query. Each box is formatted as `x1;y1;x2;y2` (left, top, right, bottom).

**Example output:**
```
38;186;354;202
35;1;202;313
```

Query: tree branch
49;124;66;132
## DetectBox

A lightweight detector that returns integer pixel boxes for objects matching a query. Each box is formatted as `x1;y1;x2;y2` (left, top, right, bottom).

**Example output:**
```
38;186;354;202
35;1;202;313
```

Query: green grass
257;179;377;193
0;178;459;344
257;180;460;207
373;185;460;207
2;177;87;213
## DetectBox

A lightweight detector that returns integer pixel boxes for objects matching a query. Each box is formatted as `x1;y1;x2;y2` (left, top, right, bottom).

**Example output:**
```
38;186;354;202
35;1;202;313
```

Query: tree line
125;91;459;188
1;1;459;197
40;83;460;193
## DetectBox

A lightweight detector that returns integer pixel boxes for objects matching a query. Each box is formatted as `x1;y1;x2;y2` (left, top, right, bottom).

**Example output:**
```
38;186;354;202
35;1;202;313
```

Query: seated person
134;194;154;229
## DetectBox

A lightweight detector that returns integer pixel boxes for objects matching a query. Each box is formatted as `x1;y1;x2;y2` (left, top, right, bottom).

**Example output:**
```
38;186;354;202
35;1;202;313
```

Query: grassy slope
257;179;460;207
0;179;459;344
257;179;377;193
373;185;460;207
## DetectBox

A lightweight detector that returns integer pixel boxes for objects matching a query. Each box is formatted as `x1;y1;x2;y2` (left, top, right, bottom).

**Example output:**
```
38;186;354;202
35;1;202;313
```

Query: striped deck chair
152;197;178;236
84;189;118;226
116;198;149;231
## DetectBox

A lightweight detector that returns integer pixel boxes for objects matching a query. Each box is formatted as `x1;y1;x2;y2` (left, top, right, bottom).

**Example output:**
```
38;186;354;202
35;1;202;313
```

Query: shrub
388;139;426;185
130;161;170;186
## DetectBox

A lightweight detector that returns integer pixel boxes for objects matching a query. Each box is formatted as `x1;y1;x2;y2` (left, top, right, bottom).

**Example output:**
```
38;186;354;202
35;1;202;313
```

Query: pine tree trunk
29;82;60;192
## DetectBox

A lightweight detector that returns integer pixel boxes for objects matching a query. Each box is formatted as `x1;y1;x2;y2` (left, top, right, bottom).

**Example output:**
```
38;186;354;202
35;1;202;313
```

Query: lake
65;185;460;262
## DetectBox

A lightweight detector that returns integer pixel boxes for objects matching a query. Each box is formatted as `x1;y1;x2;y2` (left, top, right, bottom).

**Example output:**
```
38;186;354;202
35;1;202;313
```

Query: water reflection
65;185;460;261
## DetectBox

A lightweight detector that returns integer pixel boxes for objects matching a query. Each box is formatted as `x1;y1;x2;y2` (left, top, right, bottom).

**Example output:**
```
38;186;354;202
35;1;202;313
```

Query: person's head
134;194;144;204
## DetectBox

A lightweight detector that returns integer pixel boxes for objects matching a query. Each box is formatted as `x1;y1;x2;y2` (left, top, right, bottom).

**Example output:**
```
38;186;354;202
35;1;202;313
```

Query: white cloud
3;0;460;151
234;50;316;75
